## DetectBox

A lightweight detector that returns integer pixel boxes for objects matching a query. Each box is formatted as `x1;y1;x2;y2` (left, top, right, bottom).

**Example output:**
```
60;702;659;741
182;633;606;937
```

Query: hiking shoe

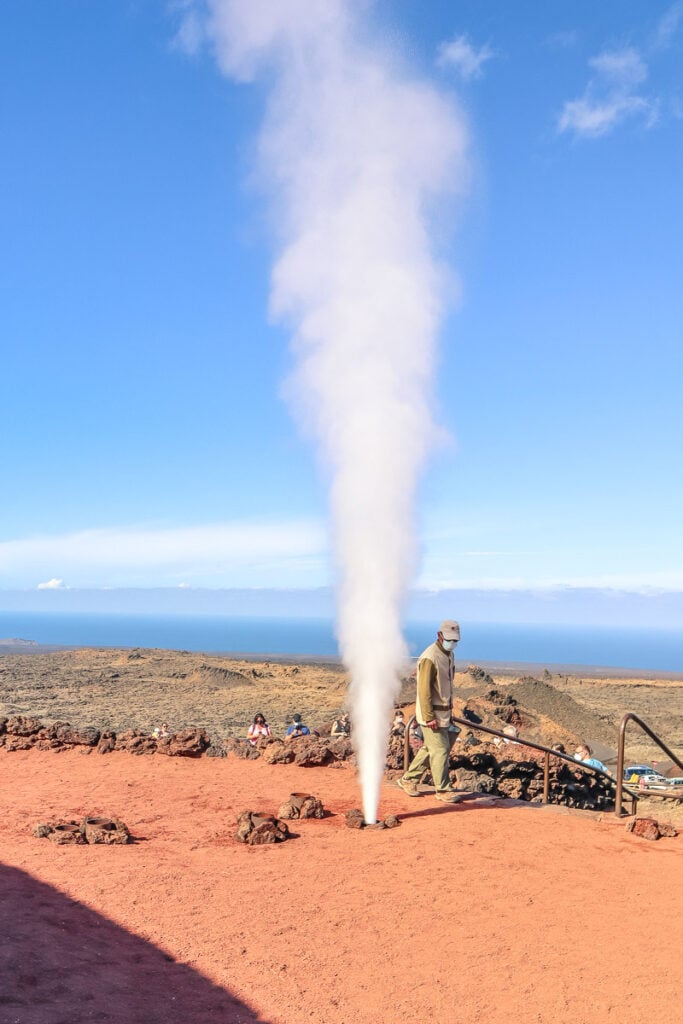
397;777;420;797
434;791;462;804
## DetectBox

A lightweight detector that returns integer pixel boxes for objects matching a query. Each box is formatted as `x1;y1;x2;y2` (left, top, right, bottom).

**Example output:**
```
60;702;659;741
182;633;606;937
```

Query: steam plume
189;0;469;822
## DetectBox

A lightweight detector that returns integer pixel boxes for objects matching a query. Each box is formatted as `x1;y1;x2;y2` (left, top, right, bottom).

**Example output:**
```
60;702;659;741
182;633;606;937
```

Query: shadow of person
0;862;269;1023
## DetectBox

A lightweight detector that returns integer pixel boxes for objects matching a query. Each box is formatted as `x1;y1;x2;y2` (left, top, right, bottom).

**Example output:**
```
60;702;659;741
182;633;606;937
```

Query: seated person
408;721;424;754
573;743;607;773
391;710;405;737
331;712;351;737
152;722;170;739
247;712;272;745
494;724;518;747
285;713;311;740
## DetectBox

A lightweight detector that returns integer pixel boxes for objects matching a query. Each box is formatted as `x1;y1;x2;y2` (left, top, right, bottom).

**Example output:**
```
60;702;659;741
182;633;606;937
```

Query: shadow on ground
0;863;268;1023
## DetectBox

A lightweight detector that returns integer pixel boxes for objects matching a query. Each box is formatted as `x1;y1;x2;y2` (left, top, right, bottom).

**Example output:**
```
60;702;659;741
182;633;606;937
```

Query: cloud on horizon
4;521;683;594
0;520;327;589
418;568;683;594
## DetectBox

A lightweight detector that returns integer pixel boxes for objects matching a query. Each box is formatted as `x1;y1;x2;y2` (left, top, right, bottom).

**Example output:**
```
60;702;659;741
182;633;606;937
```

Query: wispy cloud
558;46;657;138
545;30;579;50
653;1;683;49
437;33;495;80
590;47;647;87
419;568;683;593
168;0;205;55
0;520;327;588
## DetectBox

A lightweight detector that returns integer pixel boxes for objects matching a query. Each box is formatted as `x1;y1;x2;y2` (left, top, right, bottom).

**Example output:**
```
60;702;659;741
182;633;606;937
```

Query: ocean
1;612;682;673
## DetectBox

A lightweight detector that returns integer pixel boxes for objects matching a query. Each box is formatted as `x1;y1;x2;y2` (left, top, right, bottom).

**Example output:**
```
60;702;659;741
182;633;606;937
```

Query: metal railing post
396;711;641;810
615;711;683;818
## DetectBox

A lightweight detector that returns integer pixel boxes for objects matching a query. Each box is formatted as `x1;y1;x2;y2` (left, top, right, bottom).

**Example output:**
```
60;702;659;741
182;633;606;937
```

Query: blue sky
1;0;682;603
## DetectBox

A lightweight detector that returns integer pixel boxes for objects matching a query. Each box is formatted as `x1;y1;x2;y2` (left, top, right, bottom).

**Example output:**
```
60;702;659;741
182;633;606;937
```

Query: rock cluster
444;746;616;810
33;816;130;845
278;792;325;820
391;730;618;811
234;812;290;845
625;818;678;841
0;717;213;758
1;716;100;753
344;809;400;830
0;712;628;817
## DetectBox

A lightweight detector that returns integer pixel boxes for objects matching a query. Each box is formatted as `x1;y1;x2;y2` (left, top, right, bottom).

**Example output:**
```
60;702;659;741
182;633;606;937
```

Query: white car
623;765;666;786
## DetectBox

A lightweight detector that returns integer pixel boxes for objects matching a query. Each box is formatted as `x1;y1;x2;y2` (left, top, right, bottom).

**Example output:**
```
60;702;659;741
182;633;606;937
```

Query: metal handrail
402;713;639;815
615;712;683;818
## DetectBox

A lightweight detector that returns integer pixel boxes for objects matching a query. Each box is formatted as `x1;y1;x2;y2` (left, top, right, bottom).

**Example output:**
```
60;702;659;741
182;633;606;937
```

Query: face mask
442;639;456;652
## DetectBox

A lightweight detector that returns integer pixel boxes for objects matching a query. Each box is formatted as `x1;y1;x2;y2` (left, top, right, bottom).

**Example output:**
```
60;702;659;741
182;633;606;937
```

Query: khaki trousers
403;726;453;791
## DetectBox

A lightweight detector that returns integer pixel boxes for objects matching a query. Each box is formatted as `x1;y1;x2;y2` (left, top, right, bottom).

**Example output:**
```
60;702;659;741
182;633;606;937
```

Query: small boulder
6;715;44;737
205;744;227;758
234;811;289;845
224;737;261;760
156;728;210;758
261;739;295;765
5;736;38;752
278;792;325;820
115;730;157;755
345;808;365;829
48;822;86;846
97;731;116;755
292;737;333;767
327;736;354;761
626;818;678;841
53;724;101;747
82;816;130;845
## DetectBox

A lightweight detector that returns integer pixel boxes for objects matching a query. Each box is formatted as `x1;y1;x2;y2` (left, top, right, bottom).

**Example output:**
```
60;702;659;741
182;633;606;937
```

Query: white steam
190;0;468;822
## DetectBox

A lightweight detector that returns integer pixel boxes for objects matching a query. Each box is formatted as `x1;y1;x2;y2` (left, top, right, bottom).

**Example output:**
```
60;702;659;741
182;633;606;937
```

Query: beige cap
439;620;461;640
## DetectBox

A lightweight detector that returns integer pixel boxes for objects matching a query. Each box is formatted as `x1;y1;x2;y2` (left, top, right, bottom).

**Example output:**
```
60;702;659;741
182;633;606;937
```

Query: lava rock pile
33;816;130;845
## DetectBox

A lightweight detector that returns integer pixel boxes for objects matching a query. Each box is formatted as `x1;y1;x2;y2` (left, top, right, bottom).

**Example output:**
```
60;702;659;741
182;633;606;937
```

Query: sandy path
0;749;680;1024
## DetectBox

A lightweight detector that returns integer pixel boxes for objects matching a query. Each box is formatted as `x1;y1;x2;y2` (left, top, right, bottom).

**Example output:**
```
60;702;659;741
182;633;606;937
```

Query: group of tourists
246;710;351;746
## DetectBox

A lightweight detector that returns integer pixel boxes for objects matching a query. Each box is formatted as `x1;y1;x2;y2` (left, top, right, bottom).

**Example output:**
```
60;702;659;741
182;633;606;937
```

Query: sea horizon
1;611;682;674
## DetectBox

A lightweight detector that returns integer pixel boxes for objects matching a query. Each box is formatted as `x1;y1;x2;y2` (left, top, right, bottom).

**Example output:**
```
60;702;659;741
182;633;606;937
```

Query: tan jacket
415;641;454;728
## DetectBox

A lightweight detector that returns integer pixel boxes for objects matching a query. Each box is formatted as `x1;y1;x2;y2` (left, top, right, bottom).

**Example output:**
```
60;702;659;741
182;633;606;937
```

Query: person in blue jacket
574;743;608;773
285;713;311;739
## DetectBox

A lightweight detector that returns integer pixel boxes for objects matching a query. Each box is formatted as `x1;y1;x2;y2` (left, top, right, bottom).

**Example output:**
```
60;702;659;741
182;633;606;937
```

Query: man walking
397;620;461;803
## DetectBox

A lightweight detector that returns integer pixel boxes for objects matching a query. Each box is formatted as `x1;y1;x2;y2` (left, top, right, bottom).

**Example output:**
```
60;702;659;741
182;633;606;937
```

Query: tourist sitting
494;725;518;747
391;710;405;737
408;721;424;754
573;743;608;773
331;712;351;737
247;712;272;745
152;722;170;739
285;713;311;740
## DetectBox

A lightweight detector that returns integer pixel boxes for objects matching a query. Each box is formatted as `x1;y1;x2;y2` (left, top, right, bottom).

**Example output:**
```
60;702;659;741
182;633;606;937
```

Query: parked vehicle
623;765;666;785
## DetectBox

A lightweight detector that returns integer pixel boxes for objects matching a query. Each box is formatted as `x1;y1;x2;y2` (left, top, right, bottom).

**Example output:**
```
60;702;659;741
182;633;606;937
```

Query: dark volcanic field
1;647;682;767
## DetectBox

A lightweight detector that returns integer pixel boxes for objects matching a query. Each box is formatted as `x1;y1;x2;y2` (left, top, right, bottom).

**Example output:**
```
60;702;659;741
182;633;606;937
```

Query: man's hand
425;719;438;731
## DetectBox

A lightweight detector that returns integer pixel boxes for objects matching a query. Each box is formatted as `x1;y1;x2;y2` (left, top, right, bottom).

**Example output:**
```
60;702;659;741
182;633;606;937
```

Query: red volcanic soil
0;749;680;1024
